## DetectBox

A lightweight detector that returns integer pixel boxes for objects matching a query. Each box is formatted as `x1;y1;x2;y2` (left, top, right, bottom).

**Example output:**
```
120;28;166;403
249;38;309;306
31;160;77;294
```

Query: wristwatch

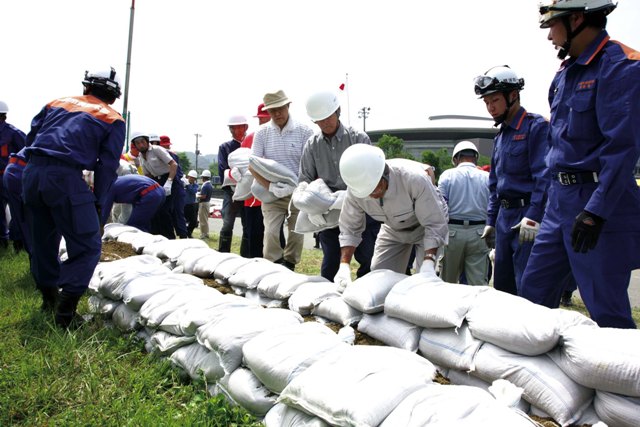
424;253;437;263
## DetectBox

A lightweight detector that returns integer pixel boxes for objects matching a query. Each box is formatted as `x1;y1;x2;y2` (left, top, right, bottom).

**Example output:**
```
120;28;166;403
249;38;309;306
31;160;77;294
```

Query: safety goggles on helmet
538;0;617;28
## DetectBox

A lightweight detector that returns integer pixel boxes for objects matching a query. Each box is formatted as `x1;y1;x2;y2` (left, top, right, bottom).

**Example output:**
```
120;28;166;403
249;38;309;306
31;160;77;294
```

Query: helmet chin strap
494;92;517;126
558;15;588;59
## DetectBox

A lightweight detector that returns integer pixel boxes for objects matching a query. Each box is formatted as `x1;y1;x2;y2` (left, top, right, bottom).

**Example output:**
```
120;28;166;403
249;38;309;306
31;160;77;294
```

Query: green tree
376;134;415;160
176;152;191;172
421;148;453;180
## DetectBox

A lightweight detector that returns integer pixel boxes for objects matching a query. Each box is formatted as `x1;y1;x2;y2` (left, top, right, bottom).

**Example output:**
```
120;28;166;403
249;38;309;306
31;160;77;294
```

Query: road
207;216;640;309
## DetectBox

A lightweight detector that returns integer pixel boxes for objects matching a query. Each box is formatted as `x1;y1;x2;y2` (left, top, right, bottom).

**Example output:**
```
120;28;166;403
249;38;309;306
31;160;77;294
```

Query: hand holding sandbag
163;179;173;196
269;182;295;198
334;263;352;293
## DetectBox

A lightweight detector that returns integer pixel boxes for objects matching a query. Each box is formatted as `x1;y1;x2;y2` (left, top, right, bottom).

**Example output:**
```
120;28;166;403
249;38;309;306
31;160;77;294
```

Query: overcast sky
2;0;639;156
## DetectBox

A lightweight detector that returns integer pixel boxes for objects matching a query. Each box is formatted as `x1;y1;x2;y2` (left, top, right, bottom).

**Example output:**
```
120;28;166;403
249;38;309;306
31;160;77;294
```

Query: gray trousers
440;223;489;285
371;224;426;274
261;196;303;264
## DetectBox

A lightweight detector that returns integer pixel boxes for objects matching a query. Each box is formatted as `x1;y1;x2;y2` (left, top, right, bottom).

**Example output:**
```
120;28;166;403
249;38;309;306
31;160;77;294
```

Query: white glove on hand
511;217;540;244
330;190;346;210
481;225;496;249
308;213;327;227
334;263;352;293
229;167;242;183
269;182;295;198
419;259;437;278
163;179;173;196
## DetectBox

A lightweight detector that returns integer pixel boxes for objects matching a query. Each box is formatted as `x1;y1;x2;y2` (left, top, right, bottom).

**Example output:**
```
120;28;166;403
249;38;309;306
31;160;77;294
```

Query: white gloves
308;213;327;227
511;217;540;244
229;167;242;182
269;182;295;198
163;179;173;196
334;263;352;293
330;190;346;210
481;225;496;249
419;259;437;278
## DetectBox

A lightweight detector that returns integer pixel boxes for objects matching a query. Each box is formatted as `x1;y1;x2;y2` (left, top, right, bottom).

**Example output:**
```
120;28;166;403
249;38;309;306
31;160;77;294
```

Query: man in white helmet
183;169;199;238
0;100;26;250
22;68;125;328
520;0;640;329
250;90;314;270
336;144;448;290
217;115;248;253
198;169;213;239
437;141;490;285
298;90;380;281
473;65;549;296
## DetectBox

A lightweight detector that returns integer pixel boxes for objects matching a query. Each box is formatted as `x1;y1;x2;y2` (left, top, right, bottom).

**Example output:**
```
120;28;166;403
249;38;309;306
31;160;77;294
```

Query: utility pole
122;0;135;151
358;107;370;132
194;133;202;171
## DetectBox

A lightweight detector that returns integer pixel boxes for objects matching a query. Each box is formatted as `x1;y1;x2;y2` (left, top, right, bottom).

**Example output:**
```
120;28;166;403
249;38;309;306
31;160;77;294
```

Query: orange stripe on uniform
612;40;640;61
515;109;527;131
585;36;610;65
47;95;124;125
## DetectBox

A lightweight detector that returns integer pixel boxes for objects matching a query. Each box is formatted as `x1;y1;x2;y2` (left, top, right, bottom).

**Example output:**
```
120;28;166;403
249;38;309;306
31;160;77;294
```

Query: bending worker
335;144;448;291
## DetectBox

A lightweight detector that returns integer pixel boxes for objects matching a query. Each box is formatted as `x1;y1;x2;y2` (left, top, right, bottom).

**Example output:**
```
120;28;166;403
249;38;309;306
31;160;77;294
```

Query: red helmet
159;135;171;148
254;103;270;118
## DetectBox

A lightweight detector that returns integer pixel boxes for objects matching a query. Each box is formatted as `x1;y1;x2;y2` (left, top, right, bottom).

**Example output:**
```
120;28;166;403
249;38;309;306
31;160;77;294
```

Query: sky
2;0;639;157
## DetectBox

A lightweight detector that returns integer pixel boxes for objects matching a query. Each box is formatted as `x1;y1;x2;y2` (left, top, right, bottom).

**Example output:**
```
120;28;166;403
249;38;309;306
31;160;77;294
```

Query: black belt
553;171;599;186
449;219;486;226
28;153;82;170
499;195;531;209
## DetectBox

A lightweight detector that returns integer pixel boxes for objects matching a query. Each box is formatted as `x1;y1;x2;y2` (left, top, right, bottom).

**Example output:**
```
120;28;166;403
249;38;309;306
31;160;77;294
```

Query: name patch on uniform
576;79;596;91
513;134;527;141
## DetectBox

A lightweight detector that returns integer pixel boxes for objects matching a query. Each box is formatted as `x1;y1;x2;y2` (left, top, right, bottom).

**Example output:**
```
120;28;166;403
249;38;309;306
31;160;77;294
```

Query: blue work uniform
101;175;165;233
487;107;549;295
218;139;244;247
183;181;199;238
167;150;187;238
521;31;640;329
0;120;26;242
2;148;30;254
23;95;125;296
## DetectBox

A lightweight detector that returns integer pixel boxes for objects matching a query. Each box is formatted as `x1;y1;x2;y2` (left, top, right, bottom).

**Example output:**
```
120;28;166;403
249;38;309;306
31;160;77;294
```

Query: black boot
55;292;83;329
240;236;250;258
560;291;574;307
218;235;233;253
40;287;59;313
13;239;25;254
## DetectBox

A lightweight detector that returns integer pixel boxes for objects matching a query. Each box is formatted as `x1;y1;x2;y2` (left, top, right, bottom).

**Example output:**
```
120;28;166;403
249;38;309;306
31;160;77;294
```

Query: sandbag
228;147;251;169
148;330;196;356
139;286;221;328
258;271;328;300
291;179;336;215
594;390;640;427
294;210;341;234
312;296;363;327
129;232;168;254
418;321;483;371
227;259;289;289
142;238;209;261
233;169;254;201
288;282;341;315
217;368;278;416
87;294;121;318
213;256;255;285
243;289;286;308
102;223;140;240
112;303;141;332
357;312;421;352
264;403;330;427
342;269;408;314
249;155;298;203
190;252;239;277
169;342;225;382
121;274;203;311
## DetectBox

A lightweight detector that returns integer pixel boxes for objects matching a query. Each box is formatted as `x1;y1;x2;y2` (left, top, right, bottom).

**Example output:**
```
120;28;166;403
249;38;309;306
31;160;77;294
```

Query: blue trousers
171;184;188;238
128;187;165;233
241;204;264;258
220;188;244;239
493;206;533;295
0;180;8;241
2;162;31;254
22;156;101;296
521;181;639;329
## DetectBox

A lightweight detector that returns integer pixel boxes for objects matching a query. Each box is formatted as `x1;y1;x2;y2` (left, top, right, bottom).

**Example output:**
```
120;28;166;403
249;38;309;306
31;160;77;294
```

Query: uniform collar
504;107;527;131
576;30;609;66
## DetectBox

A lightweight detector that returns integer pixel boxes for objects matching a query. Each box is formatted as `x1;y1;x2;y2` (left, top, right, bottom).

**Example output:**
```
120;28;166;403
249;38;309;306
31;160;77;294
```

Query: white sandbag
243;289;286;308
288;282;341;315
148;330;196;356
294;210;341;234
112;303;141;332
233;169;254;201
102;223;140;240
191;252;239;277
243;322;347;394
358;312;421;352
278;345;437;427
466;289;560;356
264;403;330;427
217;368;277;416
547;325;640;397
114;230;142;246
213;256;255;285
312;297;363;326
129;232;168;254
384;275;487;329
92;254;162;292
379;384;538;427
337;325;356;345
418;322;483;372
594;390;640;427
139;286;221;328
227;259;289;289
446;369;531;413
258;271;329;300
249;155;298;186
142;238;208;261
197;307;303;374
87;294;121;317
251;179;278;204
161;293;258;336
228;147;251;169
342;269;408;314
97;263;172;301
553;308;598;332
573;403;607;427
173;246;217;268
122;274;203;311
169;342;226;382
473;342;593;426
291;179;336;215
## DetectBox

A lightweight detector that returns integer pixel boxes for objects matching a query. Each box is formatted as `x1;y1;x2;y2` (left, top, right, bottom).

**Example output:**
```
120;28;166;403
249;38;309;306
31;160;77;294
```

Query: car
209;197;223;219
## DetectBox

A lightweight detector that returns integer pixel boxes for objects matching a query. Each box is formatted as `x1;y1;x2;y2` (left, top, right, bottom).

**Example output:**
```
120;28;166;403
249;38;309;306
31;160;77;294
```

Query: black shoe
40;287;59;313
560;291;574;307
13;239;25;254
55;292;83;329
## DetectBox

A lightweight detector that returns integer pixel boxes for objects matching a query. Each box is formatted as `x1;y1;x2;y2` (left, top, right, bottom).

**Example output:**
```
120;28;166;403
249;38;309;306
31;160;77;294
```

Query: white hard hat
82;67;122;98
339;144;386;198
474;65;524;97
0;101;8;114
148;133;160;143
187;170;198;179
201;170;212;178
539;0;616;28
227;115;248;126
306;91;340;121
130;131;149;143
452;141;479;163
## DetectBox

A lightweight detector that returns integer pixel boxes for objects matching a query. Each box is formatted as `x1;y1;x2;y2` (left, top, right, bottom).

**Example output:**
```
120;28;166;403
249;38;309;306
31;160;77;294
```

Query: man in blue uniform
2;148;30;254
521;0;640;328
23;68;125;327
474;66;549;296
0;100;26;249
101;174;165;233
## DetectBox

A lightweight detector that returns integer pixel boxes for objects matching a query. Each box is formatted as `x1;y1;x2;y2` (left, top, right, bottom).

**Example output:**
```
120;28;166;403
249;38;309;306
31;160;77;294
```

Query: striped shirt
252;116;314;178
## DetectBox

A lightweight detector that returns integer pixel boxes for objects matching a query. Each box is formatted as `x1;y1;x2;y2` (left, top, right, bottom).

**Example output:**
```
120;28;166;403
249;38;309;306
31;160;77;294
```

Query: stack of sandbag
248;155;298;204
291;179;344;233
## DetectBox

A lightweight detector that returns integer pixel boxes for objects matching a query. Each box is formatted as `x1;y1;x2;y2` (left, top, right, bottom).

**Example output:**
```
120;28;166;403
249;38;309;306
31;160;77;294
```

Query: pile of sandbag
92;225;639;427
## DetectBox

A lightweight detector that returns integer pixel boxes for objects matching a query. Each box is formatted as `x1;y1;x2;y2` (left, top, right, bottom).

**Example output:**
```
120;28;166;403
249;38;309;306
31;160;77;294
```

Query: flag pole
346;73;351;127
122;0;136;151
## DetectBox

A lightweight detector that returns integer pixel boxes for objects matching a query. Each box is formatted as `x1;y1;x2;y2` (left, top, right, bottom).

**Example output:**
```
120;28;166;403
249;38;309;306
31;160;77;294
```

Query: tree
376;134;415;160
176;152;191;173
421;148;453;180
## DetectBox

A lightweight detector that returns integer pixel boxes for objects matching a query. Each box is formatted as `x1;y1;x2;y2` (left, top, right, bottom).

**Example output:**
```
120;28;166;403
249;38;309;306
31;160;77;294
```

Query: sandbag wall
89;223;640;427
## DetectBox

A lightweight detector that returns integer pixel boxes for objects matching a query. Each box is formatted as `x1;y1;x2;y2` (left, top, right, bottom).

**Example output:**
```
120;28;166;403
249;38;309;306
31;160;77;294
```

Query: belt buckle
500;199;510;209
557;172;571;185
